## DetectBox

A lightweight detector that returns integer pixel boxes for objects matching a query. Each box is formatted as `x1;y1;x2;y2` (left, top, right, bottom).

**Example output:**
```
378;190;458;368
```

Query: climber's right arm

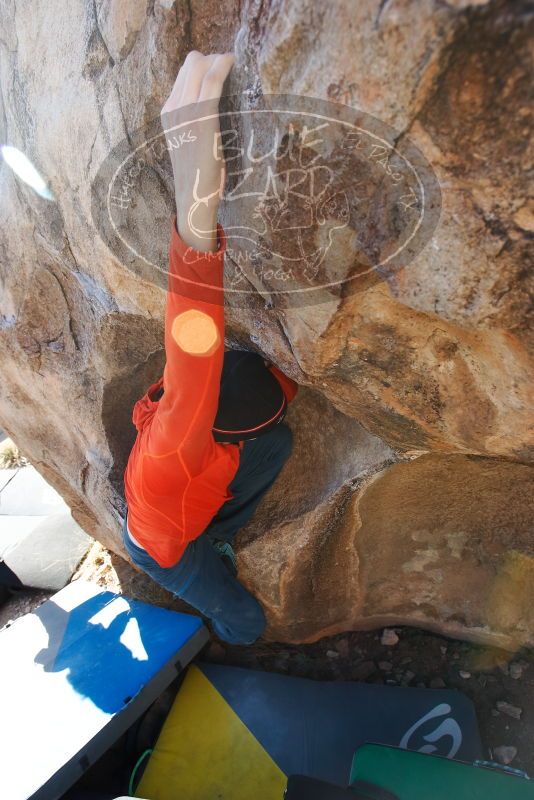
144;52;234;475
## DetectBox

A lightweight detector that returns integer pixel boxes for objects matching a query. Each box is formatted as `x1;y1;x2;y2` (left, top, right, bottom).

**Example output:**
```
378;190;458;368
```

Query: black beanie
212;350;287;443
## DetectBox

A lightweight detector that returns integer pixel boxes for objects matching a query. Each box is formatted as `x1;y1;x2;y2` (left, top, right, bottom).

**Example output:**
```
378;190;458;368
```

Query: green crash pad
350;744;534;799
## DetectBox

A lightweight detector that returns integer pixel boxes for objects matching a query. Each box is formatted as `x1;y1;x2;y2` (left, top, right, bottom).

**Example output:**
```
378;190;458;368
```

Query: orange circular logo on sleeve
171;309;220;356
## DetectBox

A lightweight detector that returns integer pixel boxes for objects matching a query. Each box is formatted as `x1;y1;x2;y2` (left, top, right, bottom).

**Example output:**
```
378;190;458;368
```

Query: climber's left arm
161;49;235;253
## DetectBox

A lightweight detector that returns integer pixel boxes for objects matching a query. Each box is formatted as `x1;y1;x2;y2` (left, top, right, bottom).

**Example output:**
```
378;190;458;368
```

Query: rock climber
122;51;298;645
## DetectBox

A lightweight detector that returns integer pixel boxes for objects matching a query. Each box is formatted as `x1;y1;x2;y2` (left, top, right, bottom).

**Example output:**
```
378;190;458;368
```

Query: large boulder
0;0;532;645
237;393;534;646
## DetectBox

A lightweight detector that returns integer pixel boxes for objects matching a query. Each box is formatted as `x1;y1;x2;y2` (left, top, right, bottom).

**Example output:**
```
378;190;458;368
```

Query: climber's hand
161;50;235;252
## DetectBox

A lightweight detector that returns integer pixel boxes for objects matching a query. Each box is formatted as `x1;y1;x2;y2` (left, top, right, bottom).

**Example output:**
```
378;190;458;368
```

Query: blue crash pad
201;663;482;783
138;662;483;800
0;580;208;800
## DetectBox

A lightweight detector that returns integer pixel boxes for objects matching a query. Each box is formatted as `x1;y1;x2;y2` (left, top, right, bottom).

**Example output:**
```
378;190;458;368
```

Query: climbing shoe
211;540;238;577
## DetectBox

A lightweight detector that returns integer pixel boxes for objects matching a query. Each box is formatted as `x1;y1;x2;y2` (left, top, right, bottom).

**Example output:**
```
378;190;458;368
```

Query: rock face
237;402;534;647
0;0;533;645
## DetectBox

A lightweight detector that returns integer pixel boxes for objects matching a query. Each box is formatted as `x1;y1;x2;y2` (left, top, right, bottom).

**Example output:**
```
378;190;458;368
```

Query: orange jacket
123;216;298;567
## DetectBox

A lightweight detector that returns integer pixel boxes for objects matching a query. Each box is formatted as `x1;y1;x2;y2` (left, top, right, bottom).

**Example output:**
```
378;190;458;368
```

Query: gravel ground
2;540;532;779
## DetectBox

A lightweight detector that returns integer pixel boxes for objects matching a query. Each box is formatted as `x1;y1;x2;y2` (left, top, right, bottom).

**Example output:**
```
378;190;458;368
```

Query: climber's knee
264;421;292;453
272;422;293;462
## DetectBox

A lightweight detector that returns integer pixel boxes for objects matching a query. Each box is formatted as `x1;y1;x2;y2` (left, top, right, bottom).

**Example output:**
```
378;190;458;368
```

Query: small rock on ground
401;670;415;686
352;660;376;681
380;628;399;646
335;638;350;658
493;745;518;765
496;701;522;720
510;661;527;680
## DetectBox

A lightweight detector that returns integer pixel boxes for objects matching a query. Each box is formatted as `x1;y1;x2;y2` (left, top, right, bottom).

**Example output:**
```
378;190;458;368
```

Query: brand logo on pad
399;703;462;758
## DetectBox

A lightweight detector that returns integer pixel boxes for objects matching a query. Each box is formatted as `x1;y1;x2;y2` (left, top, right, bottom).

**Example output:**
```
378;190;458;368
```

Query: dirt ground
1;539;533;785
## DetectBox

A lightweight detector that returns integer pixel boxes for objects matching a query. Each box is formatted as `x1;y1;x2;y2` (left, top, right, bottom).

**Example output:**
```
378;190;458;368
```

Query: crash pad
350;744;534;799
136;662;482;800
0;465;92;590
0;465;66;515
0;511;92;590
0;466;18;493
0;580;208;800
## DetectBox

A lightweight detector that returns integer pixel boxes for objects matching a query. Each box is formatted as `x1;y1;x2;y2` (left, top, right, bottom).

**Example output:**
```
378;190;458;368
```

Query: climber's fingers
166;51;200;111
198;53;235;102
161;51;234;117
161;50;212;116
176;51;218;109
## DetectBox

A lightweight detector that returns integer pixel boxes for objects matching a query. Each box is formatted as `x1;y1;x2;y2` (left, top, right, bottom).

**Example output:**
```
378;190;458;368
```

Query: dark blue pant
123;423;293;645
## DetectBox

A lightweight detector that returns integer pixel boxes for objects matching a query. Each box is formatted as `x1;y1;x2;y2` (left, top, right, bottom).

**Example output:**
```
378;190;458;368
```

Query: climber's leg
123;514;266;645
121;424;292;644
204;422;293;544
